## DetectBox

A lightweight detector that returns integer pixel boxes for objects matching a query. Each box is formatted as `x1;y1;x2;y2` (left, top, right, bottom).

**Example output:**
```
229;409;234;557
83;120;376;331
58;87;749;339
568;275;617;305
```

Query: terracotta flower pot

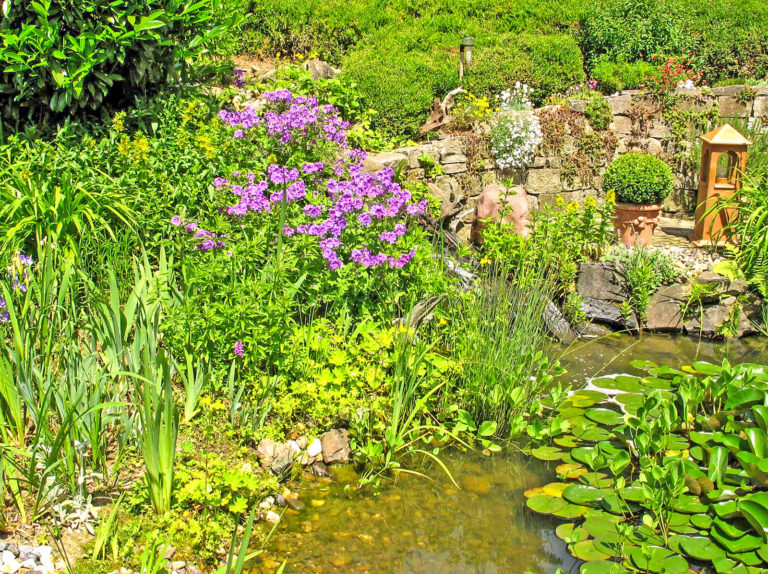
613;203;661;246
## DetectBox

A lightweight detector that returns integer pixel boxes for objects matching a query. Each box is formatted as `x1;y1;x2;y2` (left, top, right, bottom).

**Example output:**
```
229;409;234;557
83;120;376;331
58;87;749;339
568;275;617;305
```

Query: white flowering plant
489;83;542;170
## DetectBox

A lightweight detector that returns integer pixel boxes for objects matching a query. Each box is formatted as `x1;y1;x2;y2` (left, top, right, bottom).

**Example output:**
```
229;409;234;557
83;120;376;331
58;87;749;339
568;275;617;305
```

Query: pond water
253;334;768;574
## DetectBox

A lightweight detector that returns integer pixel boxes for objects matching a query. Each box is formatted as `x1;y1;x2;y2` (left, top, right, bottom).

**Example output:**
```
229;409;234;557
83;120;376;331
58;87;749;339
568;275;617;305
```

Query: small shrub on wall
0;0;230;128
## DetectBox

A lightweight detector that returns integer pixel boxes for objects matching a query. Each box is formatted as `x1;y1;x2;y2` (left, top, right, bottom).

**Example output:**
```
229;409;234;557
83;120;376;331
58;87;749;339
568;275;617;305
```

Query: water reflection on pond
256;451;575;573
255;334;767;573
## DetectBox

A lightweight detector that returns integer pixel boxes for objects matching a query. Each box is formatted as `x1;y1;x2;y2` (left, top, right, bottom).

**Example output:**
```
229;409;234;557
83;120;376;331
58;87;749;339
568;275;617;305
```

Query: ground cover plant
526;359;768;573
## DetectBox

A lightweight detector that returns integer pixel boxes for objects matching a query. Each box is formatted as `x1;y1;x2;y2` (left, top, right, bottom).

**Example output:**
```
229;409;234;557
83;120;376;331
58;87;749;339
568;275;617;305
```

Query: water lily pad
583;517;621;543
556;522;588;544
711;524;763;552
714;516;752;539
563;484;607;508
591;375;645;394
526;494;565;515
579;561;630;574
713;500;741;519
676;535;728;561
574;426;614;442
568;391;609;408
673;495;708;514
691;513;713;530
585;408;625;427
600;492;626;515
580;472;614;489
531;446;564;461
542;482;571;497
571;540;613;561
553;500;589;519
727;549;762;566
555;434;580;448
630;546;688;573
614;393;644;415
620;486;647;503
670;512;697;534
557;463;588;479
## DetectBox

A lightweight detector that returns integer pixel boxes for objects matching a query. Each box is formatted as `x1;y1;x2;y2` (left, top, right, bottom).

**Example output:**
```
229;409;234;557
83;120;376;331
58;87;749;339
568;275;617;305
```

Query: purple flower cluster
232;69;246;89
233;341;244;357
217;90;349;147
2;252;35;322
202;89;430;271
171;216;226;251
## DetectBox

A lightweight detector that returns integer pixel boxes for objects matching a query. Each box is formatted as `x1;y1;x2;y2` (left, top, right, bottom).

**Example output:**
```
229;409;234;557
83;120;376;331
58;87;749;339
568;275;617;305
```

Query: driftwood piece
419;87;466;135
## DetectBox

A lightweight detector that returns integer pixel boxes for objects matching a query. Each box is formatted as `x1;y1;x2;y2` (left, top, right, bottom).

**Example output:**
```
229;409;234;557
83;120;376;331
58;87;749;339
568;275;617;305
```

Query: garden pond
251;334;768;573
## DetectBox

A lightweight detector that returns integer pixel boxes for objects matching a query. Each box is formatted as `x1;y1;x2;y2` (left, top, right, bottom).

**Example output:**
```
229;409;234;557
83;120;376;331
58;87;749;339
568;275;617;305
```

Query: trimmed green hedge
603;153;674;205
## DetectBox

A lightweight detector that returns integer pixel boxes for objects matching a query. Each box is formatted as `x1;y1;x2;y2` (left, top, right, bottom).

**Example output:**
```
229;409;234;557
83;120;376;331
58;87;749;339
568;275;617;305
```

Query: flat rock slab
646;283;688;331
580;296;638;332
578;263;625;303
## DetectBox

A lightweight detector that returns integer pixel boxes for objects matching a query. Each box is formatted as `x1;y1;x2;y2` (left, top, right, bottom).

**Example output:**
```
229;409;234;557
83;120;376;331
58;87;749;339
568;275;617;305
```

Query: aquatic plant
526;359;768;572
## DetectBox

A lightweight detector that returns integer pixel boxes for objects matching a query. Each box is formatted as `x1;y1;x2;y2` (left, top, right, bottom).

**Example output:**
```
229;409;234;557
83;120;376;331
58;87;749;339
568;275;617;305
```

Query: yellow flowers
584;196;597;209
555;196;565;207
117;134;149;163
111;111;125;133
480;256;491;265
566;201;579;213
605;190;616;203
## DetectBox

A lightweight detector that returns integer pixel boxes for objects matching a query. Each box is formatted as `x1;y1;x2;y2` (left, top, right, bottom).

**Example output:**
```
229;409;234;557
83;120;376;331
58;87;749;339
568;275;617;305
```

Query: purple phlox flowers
233;341;244;356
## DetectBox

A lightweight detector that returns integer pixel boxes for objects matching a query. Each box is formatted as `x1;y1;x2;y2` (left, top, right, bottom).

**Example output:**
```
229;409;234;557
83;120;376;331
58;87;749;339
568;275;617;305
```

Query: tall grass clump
447;263;560;433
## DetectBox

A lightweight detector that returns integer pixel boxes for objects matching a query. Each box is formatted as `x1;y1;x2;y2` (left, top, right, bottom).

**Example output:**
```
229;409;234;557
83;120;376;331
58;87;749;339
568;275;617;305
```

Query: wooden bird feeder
689;124;751;247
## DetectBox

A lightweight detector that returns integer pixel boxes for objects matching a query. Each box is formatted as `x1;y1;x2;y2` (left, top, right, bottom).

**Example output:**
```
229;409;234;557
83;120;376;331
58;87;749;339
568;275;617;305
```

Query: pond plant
526;359;768;573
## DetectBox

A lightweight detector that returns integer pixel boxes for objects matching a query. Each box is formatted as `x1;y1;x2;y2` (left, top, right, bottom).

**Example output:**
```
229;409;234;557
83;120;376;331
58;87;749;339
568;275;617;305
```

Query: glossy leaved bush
603;153;674;205
526;359;768;573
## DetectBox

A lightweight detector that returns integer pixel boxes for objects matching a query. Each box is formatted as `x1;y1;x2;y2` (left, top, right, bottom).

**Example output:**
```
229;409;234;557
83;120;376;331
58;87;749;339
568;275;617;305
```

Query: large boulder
321;429;351;465
580;297;639;332
302;59;340;80
577;263;625;303
645;283;688;331
470;184;531;244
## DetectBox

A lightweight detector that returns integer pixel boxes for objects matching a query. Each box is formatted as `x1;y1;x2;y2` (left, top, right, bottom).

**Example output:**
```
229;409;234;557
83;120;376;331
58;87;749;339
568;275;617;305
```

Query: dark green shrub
584;95;612;131
580;0;688;69
603;153;673;205
470;34;586;105
591;59;657;93
0;0;230;128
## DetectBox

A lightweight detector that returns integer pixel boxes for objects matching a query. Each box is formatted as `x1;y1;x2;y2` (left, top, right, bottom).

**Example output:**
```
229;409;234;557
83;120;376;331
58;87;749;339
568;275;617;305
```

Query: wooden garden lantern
689;124;751;247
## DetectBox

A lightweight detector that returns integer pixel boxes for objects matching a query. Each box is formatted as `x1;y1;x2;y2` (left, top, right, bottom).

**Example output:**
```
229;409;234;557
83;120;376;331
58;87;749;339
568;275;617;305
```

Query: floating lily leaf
542;482;570;498
711;524;763;552
531;446;564;461
738;499;768;541
714;516;752;539
600;491;626;515
591;376;644;394
669;512;697;534
523;487;543;498
568;391;609;408
553;500;589;519
555;434;580;448
691;361;723;375
630;359;658;370
582;516;622;543
629;545;688;573
704;489;739;503
571;540;613;561
621;486;647;504
572;446;600;466
713;500;741;519
563;484;607;508
643;377;675;390
556;522;588;544
580;472;614;488
556;463;588;479
676;535;727;561
526;494;565;515
614;393;644;414
560;406;586;419
727;549;762;566
574;426;614;442
579;560;631;574
690;513;713;530
673;494;707;514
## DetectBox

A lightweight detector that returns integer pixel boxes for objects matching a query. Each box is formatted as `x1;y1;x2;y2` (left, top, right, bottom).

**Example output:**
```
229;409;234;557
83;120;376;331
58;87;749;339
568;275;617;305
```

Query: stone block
368;151;407;169
525;168;562;195
712;85;744;97
442;162;467;175
753;96;768;118
606;94;633;115
650;120;671;139
611;115;633;135
718;96;752;118
569;100;588;113
646;283;688;331
442;153;468;164
578;263;625;303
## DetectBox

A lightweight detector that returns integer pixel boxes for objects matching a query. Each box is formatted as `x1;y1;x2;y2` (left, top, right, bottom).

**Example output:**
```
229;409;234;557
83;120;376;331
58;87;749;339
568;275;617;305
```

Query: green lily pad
556;522;588;544
711;524;763;552
579;561;630;574
582;517;621;543
553;500;589;519
580;472;614;489
676;535;728;561
591;376;644;394
575;427;614;442
691;513;713;530
571;540;613;561
727;549;762;566
670;512;697;534
714;516;752;539
585;408;624;427
531;445;564;461
673;495;708;514
629;545;688;573
563;484;607;508
526;494;565;515
713;500;741;519
600;491;626;515
568;390;609;408
554;434;580;448
621;486;647;504
614;393;644;415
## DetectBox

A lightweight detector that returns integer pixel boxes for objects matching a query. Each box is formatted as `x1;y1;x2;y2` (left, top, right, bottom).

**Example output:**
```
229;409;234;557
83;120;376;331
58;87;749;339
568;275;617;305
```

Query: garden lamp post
689;124;751;247
459;36;474;81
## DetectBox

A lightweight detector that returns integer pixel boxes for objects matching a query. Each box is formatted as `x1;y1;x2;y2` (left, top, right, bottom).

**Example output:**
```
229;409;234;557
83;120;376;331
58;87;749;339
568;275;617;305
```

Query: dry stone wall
367;86;768;241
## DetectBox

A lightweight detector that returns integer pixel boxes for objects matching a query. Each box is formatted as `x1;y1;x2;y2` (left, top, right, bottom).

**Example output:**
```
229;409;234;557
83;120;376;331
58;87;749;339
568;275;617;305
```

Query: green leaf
478;420;497;437
708;446;729;486
531;445;564;461
738;500;768;541
562;484;607;508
